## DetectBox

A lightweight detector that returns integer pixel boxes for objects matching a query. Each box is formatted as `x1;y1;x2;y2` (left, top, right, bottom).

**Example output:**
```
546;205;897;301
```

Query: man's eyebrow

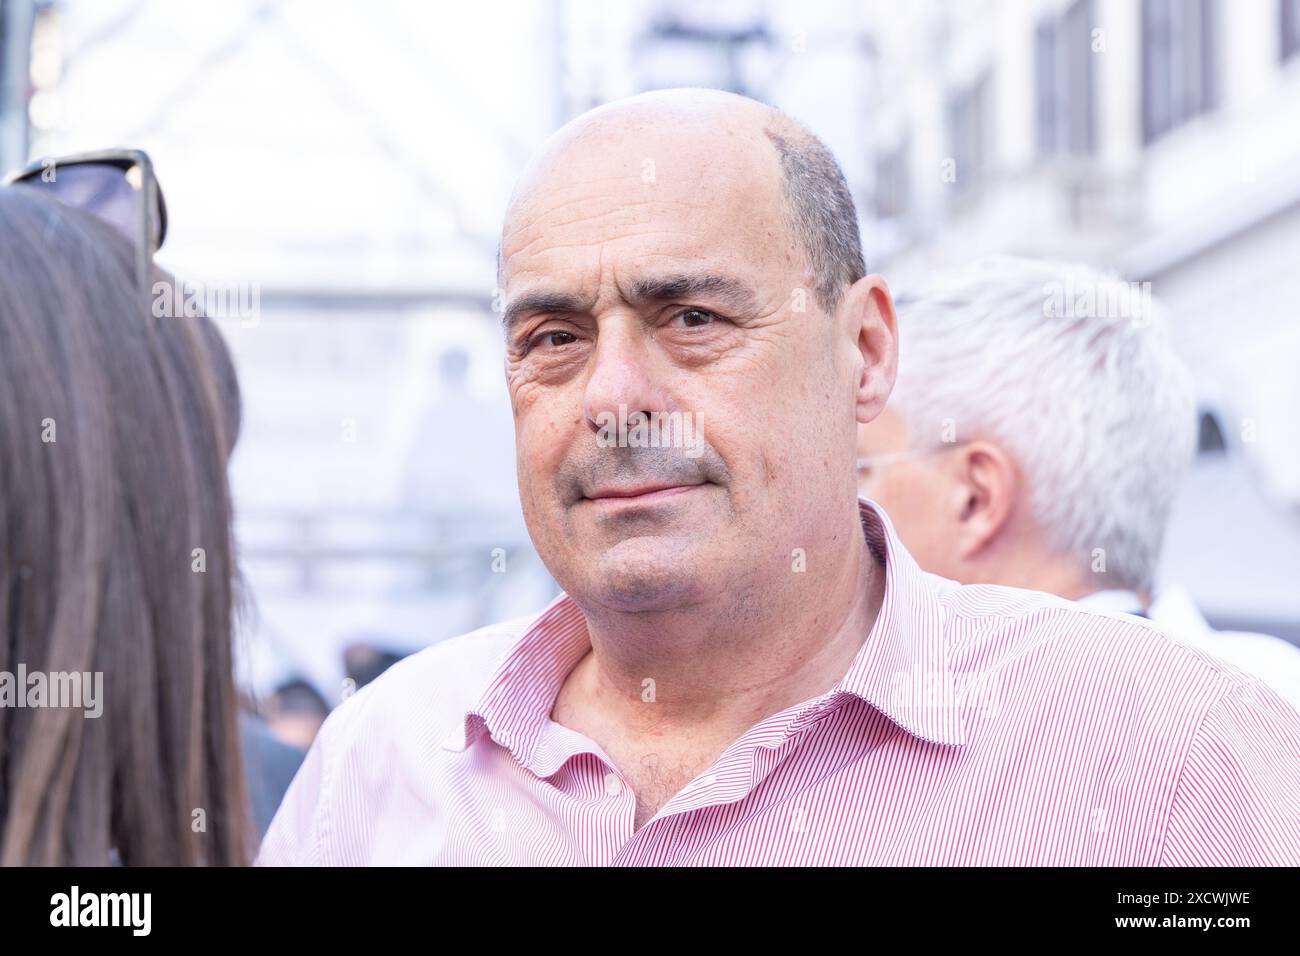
501;273;757;334
627;272;758;311
501;290;587;335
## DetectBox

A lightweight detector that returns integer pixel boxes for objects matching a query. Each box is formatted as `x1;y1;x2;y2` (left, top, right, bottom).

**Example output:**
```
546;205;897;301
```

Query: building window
1284;0;1300;61
1142;0;1217;144
1036;0;1096;157
947;72;991;194
874;138;910;221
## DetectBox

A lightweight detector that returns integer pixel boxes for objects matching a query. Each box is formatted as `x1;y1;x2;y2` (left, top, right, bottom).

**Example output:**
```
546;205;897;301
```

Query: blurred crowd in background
3;0;1299;817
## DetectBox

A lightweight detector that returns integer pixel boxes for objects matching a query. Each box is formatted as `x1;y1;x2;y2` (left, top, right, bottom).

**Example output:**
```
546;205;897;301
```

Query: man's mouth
582;482;705;505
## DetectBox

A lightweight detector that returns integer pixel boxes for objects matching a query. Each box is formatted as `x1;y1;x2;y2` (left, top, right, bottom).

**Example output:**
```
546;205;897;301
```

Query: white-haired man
857;256;1300;708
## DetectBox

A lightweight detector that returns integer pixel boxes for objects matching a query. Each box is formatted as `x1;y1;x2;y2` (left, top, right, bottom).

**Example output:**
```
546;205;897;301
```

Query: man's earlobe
852;275;900;419
954;441;1018;559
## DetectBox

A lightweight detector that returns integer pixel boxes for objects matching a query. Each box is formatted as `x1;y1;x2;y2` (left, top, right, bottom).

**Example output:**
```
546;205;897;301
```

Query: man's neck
1008;550;1151;609
1076;584;1153;611
552;515;885;770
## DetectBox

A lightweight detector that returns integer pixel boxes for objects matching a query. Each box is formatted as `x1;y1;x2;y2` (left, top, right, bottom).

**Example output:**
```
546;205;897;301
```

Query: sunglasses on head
4;148;167;294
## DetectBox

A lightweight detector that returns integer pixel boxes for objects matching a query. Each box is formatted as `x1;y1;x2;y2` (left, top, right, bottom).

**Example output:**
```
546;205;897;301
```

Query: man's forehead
501;117;786;255
498;209;785;324
513;89;782;191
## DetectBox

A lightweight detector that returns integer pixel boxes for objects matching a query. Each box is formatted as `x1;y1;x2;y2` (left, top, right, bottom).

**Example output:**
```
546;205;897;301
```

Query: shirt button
604;773;623;797
700;773;717;786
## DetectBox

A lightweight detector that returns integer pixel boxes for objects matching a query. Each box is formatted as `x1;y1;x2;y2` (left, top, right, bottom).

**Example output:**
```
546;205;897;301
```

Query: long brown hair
0;186;251;864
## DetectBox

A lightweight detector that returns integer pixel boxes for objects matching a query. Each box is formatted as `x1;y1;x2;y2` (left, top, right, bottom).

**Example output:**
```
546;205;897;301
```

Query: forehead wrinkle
502;204;705;280
505;131;776;240
502;218;733;302
510;193;717;250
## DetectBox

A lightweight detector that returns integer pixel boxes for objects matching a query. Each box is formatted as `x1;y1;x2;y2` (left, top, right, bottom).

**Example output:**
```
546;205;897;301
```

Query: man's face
500;109;866;614
856;408;964;580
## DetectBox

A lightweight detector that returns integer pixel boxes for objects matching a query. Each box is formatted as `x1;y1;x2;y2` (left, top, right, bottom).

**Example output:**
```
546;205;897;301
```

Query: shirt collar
443;498;966;769
833;499;967;746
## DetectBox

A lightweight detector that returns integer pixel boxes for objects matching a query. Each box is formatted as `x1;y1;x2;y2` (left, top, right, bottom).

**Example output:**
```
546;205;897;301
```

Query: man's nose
582;324;675;433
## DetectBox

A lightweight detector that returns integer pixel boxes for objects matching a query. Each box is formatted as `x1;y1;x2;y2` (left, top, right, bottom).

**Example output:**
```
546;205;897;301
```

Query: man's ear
951;440;1020;561
843;274;899;424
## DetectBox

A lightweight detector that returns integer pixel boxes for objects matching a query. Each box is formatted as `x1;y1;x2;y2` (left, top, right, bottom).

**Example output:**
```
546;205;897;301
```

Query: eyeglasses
4;148;167;295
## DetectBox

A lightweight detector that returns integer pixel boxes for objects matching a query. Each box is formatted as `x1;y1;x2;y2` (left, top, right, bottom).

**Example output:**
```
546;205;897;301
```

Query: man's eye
675;309;716;329
529;329;577;351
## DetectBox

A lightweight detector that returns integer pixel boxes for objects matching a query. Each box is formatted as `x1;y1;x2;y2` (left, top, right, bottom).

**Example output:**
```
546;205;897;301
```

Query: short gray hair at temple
764;125;866;316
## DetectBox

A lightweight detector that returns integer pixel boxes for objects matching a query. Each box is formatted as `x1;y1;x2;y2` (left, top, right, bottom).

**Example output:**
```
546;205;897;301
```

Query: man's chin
582;539;706;614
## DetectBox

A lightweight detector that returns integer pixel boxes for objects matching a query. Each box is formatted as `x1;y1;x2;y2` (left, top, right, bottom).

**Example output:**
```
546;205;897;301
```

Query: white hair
889;256;1197;592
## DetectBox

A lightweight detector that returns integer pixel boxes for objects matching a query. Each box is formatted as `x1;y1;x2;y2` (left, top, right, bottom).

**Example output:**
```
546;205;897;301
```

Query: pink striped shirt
257;500;1300;865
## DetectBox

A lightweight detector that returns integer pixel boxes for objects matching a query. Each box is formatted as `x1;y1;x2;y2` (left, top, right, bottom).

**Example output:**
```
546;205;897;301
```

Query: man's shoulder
255;611;549;865
936;578;1253;705
321;610;542;750
376;612;537;697
1148;585;1300;702
1173;627;1300;710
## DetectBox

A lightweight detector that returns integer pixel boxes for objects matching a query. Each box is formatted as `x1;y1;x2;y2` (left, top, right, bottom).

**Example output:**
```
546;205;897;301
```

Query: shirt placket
607;694;845;865
529;718;639;865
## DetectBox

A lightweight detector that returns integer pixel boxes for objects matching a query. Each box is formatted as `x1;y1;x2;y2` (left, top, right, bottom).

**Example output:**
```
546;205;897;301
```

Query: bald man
258;90;1300;866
